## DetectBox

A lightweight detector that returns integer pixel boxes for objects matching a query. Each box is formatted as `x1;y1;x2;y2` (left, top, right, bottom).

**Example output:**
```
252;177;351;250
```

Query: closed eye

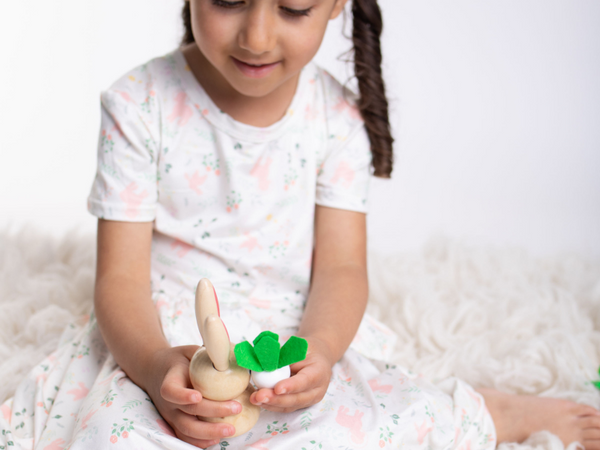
280;6;312;17
212;0;244;8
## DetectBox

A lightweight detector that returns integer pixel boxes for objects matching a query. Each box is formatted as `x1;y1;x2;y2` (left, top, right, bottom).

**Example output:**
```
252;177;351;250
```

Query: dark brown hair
180;0;393;178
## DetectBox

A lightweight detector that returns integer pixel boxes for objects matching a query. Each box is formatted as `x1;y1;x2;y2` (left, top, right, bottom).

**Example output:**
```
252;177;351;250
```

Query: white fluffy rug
1;228;599;450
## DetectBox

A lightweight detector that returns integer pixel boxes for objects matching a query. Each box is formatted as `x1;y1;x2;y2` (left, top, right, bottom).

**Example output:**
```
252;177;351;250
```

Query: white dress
0;49;496;450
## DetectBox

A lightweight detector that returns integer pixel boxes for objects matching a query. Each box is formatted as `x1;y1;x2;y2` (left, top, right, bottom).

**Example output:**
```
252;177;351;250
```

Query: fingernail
231;403;242;414
279;388;287;395
222;426;234;437
263;397;270;403
192;393;201;403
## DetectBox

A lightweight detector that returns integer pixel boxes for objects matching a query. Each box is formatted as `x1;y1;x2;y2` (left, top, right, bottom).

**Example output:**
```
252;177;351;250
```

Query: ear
329;0;349;20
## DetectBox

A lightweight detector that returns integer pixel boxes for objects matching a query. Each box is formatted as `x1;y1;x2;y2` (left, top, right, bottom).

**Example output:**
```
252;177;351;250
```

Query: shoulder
100;50;182;115
306;63;366;152
312;64;363;127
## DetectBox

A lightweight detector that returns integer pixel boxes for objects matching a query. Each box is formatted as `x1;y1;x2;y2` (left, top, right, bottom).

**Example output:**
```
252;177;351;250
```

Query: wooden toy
189;279;261;437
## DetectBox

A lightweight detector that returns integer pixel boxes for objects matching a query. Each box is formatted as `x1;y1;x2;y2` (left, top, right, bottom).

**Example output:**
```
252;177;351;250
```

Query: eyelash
211;0;312;18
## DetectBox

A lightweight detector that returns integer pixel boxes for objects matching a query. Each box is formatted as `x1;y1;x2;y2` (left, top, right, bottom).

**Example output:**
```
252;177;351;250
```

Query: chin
229;78;284;99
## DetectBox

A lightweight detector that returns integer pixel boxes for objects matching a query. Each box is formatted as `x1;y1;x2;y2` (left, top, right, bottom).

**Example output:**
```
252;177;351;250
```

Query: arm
94;219;239;447
250;205;368;411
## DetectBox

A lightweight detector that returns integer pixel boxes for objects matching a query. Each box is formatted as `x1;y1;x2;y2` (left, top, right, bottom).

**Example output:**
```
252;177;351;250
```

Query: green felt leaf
234;341;262;371
253;331;279;347
254;336;280;372
593;381;600;390
278;336;308;368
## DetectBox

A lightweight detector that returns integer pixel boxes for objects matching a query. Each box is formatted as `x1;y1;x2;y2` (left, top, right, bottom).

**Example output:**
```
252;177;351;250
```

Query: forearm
297;263;368;366
94;273;170;393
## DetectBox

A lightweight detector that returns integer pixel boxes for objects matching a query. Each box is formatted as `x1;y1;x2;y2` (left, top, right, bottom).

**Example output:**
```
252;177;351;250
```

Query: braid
352;0;394;178
181;2;194;46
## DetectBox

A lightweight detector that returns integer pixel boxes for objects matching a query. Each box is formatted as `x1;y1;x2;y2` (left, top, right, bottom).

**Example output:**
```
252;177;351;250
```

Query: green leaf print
122;399;143;412
300;411;313;431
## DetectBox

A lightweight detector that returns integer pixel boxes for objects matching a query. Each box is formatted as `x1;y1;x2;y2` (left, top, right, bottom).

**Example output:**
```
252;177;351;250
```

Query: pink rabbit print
185;170;208;195
43;438;66;450
251;157;273;191
335;406;366;444
331;160;355;189
226;190;242;212
114;90;135;104
67;382;89;401
119;182;149;219
415;418;433;445
79;409;98;430
202;153;221;175
249;297;271;309
1;404;11;421
167;91;193;127
170;239;194;258
332;96;361;121
368;379;393;395
247;437;273;449
240;233;262;252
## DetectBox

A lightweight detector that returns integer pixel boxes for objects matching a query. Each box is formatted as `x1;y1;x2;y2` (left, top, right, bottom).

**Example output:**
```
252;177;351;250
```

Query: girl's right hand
144;345;240;448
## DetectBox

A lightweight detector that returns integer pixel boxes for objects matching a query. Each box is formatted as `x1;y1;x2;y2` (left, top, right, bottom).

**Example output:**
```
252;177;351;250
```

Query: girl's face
187;0;347;99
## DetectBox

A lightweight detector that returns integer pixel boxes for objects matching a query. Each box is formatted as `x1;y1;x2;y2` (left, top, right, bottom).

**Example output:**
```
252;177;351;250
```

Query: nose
238;5;276;55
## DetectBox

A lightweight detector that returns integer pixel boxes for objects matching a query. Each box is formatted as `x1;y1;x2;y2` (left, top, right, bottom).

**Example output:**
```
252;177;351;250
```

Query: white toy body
252;365;291;390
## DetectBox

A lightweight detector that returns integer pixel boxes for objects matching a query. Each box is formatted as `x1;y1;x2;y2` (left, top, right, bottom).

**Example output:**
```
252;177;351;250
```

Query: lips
232;57;280;78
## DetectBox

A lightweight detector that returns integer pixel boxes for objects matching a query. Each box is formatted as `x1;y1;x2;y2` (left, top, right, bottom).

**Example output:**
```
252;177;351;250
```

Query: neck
181;44;299;128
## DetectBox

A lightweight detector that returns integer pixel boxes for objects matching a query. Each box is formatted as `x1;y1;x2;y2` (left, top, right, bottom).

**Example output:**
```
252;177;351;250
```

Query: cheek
191;6;234;59
282;28;326;66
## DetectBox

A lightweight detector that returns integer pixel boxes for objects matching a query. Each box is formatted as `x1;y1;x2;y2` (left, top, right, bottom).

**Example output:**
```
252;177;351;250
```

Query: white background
1;1;599;259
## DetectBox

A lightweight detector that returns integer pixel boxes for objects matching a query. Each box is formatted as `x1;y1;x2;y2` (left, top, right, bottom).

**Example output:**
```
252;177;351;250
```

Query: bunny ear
278;336;308;368
195;278;227;340
203;315;230;371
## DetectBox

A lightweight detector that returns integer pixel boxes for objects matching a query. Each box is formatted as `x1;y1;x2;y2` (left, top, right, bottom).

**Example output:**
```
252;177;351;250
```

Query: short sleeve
315;124;372;213
87;89;159;222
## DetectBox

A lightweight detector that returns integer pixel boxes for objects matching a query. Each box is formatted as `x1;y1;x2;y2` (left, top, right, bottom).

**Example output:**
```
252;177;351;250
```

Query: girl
2;0;600;448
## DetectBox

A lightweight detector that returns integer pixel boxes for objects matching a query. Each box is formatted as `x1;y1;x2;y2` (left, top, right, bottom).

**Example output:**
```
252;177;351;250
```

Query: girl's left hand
249;337;335;413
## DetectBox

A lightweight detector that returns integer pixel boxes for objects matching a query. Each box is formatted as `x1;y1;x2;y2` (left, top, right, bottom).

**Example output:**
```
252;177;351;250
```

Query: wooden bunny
188;278;261;437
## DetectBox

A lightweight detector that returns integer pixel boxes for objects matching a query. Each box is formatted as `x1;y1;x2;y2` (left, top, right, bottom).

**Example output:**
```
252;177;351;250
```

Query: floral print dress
0;49;496;450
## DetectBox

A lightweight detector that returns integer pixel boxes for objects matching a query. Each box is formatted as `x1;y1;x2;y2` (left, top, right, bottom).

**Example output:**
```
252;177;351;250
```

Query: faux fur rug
1;228;599;450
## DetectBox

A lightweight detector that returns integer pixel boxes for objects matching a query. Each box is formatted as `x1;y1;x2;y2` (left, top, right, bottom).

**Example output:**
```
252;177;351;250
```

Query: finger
581;415;600;429
161;367;202;405
172;410;236;441
250;388;274;405
260;389;323;411
174;430;220;450
582;440;600;450
583;429;600;440
179;398;242;418
275;363;327;396
179;345;201;361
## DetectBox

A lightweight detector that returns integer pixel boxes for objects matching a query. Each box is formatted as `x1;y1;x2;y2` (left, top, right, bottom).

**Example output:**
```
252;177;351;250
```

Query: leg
477;388;600;449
